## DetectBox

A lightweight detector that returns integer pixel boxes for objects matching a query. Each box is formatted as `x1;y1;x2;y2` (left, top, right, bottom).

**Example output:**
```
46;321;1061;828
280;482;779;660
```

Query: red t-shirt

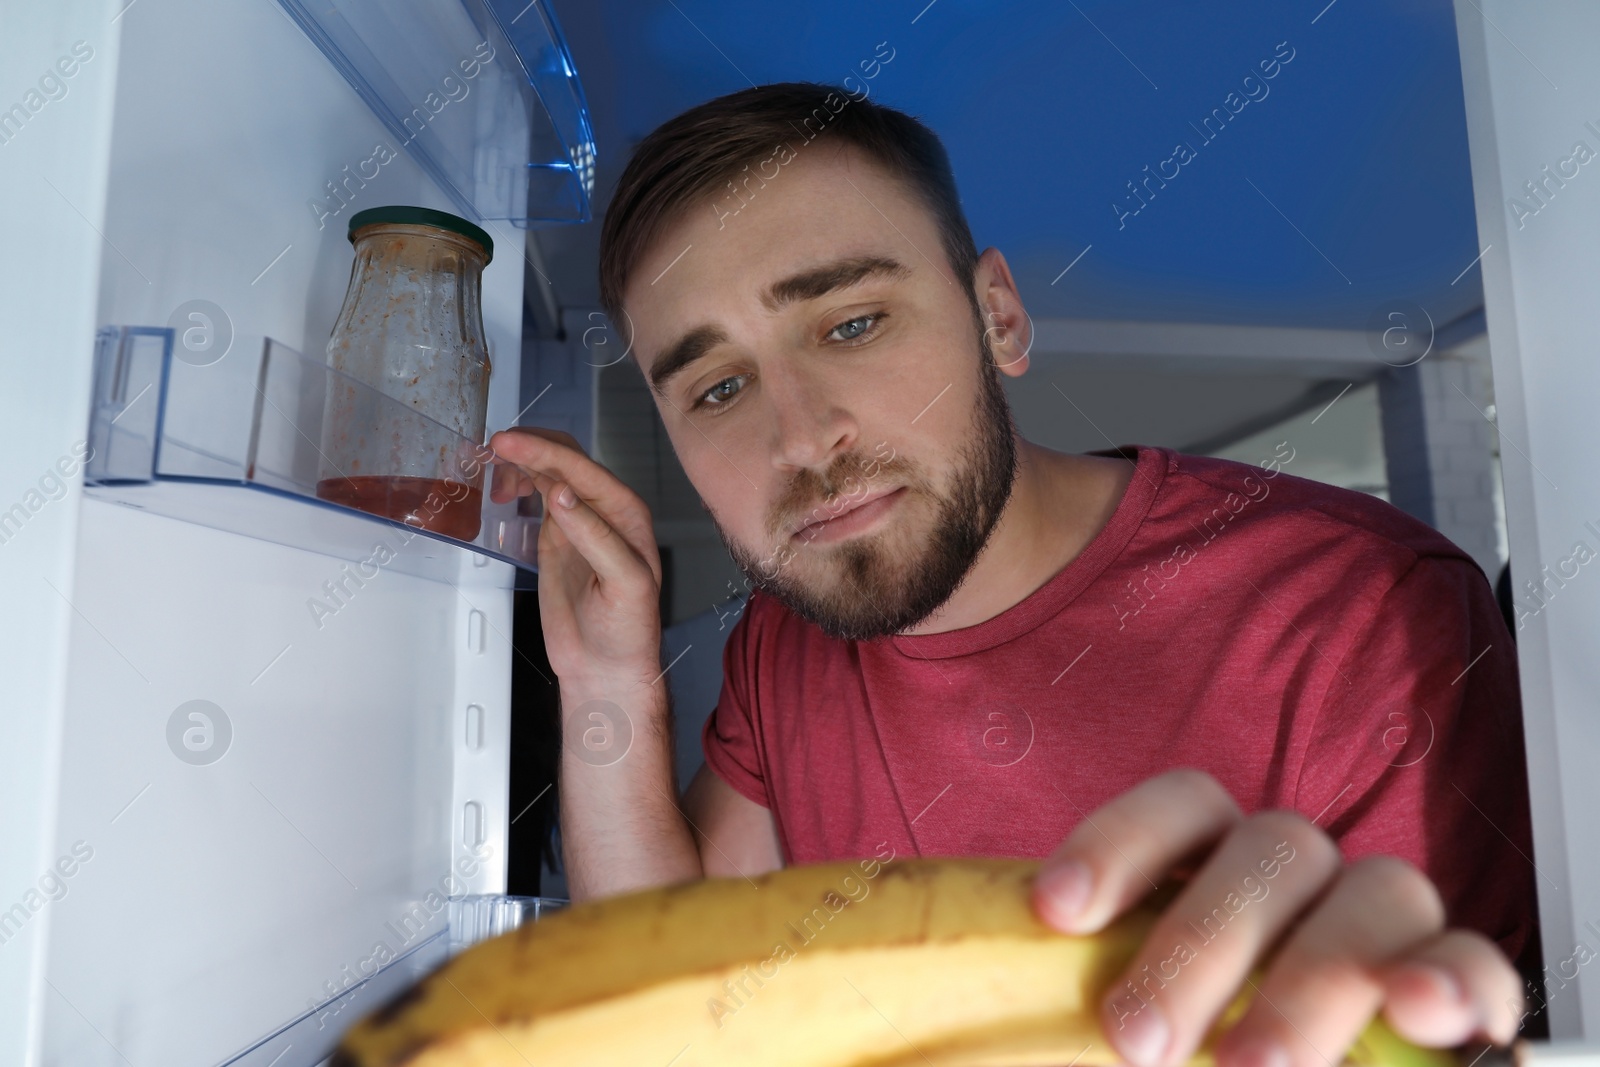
702;445;1536;961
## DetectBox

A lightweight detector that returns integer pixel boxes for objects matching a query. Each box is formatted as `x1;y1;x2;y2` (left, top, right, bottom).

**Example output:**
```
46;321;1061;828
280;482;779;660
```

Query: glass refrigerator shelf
275;0;597;226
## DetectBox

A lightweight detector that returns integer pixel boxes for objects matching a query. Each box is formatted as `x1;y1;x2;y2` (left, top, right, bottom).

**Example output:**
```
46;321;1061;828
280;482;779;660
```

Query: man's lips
789;485;905;541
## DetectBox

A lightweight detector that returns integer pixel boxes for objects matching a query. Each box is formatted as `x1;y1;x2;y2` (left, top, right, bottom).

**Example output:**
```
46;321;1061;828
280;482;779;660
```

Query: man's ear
974;247;1031;378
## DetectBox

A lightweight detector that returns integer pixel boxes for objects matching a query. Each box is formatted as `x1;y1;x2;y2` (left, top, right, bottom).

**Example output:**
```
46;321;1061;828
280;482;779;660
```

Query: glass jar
316;205;494;541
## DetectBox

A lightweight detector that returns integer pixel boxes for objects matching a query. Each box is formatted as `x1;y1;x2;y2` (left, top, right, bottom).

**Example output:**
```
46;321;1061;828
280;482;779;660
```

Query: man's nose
764;363;857;473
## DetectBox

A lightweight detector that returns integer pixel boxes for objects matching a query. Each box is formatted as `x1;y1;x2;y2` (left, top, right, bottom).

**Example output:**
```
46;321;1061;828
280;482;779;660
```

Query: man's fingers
489;428;567;504
490;429;593;485
1212;855;1446;1067
1034;770;1242;935
489;458;536;503
489;428;660;585
489;427;602;492
543;482;659;598
1098;812;1341;1067
494;425;583;450
1381;930;1525;1047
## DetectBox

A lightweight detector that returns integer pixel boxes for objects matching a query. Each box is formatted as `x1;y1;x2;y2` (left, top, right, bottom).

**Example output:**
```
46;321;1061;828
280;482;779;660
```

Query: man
490;82;1536;1067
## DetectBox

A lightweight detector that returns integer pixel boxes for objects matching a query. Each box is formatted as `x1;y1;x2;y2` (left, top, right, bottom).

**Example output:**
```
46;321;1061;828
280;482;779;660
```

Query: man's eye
827;312;886;345
696;376;745;409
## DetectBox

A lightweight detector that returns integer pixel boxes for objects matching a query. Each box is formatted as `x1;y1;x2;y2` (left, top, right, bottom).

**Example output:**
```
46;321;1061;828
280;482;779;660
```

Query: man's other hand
1032;769;1523;1067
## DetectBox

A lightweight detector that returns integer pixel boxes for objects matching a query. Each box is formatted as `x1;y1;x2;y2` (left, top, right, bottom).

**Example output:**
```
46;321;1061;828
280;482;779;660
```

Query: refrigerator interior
6;0;1598;1062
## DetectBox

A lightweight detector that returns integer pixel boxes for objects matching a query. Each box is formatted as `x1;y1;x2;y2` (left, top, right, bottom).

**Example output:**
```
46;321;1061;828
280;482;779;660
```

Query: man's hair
597;81;980;335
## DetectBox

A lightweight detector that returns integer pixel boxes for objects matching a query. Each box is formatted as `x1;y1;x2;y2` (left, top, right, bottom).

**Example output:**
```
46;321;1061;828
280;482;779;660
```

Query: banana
330;857;1459;1067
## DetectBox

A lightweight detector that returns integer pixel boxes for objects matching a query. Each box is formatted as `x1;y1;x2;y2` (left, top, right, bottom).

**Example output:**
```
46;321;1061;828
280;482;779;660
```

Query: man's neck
898;441;1139;637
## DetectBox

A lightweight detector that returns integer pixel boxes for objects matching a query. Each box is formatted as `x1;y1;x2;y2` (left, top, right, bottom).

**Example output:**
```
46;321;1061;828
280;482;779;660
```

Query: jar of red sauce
316;205;494;541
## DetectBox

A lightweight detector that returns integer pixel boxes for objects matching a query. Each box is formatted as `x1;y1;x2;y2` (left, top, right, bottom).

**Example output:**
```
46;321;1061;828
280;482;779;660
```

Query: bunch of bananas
331;858;1456;1067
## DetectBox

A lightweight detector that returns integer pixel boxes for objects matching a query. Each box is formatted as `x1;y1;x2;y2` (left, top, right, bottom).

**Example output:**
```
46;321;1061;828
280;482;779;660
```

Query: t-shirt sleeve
700;596;772;809
1293;554;1538;965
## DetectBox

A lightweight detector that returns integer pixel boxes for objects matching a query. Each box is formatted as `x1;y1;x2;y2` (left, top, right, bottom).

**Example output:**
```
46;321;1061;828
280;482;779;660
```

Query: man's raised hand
489;427;664;689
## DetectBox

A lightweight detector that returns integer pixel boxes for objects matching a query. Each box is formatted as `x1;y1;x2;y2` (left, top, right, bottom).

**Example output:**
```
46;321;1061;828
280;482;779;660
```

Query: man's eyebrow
759;254;911;314
649;324;730;397
647;255;912;398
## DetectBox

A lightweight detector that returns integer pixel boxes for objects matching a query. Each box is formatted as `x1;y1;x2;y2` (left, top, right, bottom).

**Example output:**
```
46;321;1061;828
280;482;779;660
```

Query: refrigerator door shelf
219;895;568;1066
446;893;568;955
84;326;541;586
276;0;596;226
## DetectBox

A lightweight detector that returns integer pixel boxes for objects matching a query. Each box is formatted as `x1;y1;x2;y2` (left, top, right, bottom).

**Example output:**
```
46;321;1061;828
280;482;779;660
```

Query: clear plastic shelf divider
86;325;170;483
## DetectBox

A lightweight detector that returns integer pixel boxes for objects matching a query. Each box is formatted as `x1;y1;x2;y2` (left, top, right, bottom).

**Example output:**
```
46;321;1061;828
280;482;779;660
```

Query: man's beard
711;317;1020;642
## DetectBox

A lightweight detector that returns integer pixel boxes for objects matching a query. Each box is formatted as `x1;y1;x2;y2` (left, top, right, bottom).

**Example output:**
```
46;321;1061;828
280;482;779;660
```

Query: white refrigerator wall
5;2;524;1065
1455;0;1600;1040
0;6;121;1066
